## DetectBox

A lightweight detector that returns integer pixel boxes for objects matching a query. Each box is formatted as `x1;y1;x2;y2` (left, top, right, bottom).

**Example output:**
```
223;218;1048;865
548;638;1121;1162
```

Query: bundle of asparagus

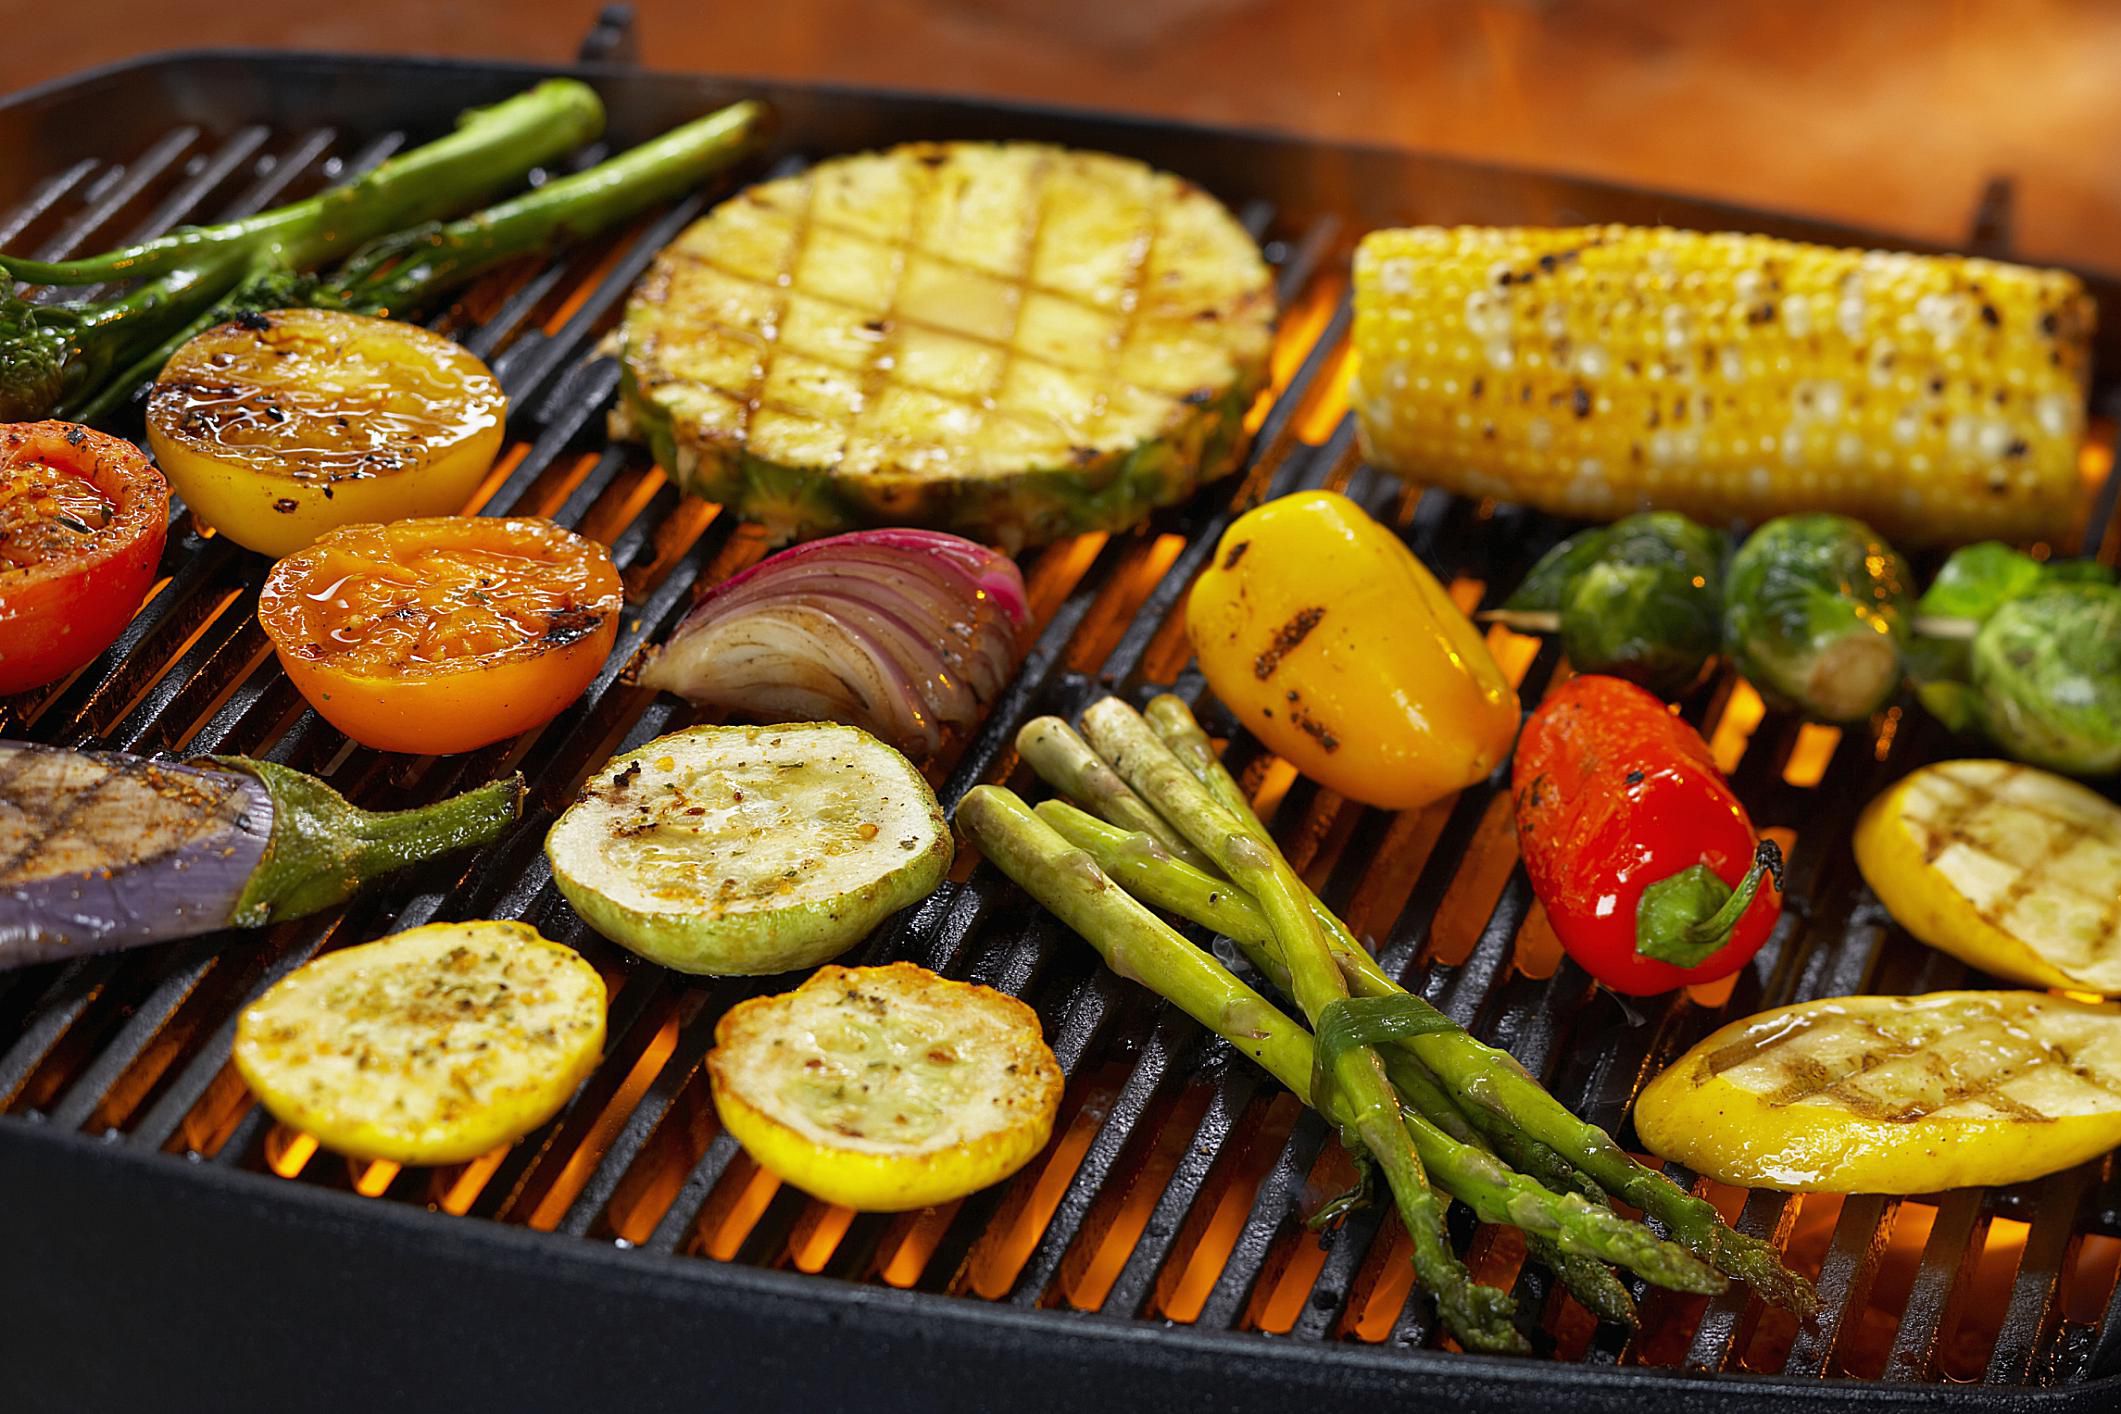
955;694;1815;1355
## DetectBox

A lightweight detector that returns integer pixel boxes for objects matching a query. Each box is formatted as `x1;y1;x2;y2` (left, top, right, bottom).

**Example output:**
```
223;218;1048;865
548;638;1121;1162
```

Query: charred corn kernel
1350;226;2094;547
1185;490;1519;811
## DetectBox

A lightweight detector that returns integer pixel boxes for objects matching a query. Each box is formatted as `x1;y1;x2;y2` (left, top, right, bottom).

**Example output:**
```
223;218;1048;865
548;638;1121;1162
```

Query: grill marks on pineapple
1899;761;2121;987
1702;1001;2121;1124
618;141;1273;545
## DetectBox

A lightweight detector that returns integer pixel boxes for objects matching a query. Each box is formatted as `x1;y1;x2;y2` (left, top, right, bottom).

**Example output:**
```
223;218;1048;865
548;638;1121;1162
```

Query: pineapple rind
613;142;1273;549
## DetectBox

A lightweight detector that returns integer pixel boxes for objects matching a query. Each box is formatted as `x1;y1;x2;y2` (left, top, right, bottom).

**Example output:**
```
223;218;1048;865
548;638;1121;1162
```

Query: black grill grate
2;52;2120;1411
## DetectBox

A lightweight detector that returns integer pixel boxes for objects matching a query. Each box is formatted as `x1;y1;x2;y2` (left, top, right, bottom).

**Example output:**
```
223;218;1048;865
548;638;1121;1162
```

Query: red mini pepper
1512;675;1783;995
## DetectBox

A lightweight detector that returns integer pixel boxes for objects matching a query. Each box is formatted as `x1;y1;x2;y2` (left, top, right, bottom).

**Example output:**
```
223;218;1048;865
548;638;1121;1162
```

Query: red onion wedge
639;529;1030;757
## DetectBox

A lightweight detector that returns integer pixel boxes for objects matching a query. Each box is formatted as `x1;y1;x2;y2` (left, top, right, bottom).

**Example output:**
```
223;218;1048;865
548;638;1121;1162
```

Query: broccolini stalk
66;98;768;424
1139;692;1817;1313
2;81;604;290
1073;698;1526;1354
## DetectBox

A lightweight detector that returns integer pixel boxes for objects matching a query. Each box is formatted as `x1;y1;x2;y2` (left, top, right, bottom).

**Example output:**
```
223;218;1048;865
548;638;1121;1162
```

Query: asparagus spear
1017;716;1216;871
1;81;605;421
962;788;1717;1321
1140;692;1818;1315
1071;700;1527;1352
1034;800;1640;1323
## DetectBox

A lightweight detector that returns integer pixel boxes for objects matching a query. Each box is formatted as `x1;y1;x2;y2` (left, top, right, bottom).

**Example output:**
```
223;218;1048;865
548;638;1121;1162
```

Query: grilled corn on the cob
1351;226;2094;546
615;142;1274;549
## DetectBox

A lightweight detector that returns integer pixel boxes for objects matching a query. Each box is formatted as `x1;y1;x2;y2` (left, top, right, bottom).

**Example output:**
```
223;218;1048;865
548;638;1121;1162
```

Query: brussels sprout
1723;513;1913;722
1965;584;2121;776
1918;541;2116;620
1506;512;1728;696
1910;543;2115;688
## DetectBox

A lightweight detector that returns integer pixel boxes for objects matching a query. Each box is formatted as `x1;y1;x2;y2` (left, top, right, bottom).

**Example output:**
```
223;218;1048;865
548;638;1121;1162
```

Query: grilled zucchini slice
1635;990;2121;1192
546;723;951;975
1855;760;2121;995
707;962;1063;1211
232;920;606;1165
613;141;1275;549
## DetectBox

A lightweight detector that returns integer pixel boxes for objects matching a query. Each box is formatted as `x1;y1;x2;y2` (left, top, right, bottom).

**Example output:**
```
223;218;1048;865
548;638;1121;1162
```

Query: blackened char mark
1252;606;1325;680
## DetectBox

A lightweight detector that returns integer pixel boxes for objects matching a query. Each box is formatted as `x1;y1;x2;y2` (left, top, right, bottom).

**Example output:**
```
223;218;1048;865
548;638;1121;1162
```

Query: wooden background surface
7;0;2120;270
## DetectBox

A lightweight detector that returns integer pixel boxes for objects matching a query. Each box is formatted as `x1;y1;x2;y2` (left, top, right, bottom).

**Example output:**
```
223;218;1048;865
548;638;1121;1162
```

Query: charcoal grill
4;20;2121;1413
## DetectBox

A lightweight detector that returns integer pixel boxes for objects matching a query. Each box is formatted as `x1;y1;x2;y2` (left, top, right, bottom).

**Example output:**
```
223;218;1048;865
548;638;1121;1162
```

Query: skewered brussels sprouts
1722;514;1912;722
1506;513;1728;696
1942;584;2121;776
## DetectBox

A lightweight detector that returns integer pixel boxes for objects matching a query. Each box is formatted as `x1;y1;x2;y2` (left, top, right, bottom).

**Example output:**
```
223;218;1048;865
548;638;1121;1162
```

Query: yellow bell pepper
1185;490;1519;810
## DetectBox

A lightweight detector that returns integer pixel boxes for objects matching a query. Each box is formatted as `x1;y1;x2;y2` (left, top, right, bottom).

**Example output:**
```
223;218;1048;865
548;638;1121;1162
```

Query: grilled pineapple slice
707;962;1063;1211
613;142;1275;549
1855;760;2121;995
1636;991;2121;1192
232;921;606;1166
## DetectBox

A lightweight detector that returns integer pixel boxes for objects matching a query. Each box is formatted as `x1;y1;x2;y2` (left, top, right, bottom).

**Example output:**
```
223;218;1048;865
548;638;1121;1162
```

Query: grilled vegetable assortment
1350;225;2093;546
1514;676;1783;995
546;723;951;975
960;695;1816;1353
706;962;1062;1211
148;309;505;557
1636;991;2121;1192
233;920;607;1165
258;515;622;755
613;141;1274;549
0;741;521;971
640;528;1029;756
8;76;2121;1330
1185;490;1519;810
1855;760;2121;995
0;422;169;695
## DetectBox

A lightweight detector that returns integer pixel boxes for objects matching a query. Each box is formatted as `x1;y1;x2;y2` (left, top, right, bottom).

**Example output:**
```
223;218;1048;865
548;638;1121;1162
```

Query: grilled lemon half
1855;760;2121;995
613;141;1275;549
232;920;606;1166
1636;990;2121;1192
708;962;1063;1211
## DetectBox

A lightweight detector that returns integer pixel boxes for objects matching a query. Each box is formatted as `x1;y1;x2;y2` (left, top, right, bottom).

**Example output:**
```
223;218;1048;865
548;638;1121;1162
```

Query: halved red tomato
0;422;170;695
258;516;622;755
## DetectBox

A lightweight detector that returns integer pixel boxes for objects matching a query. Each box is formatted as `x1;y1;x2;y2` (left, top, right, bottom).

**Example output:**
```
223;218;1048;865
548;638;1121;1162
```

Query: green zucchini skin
546;723;951;976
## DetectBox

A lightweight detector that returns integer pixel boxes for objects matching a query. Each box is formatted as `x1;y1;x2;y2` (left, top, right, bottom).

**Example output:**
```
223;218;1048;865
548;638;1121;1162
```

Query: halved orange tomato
259;516;622;755
0;422;169;695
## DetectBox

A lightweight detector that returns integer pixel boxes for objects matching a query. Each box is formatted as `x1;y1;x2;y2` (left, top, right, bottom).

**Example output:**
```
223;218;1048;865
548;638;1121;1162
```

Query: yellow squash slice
1635;990;2121;1192
1855;760;2121;995
707;962;1063;1211
148;307;506;557
233;920;606;1165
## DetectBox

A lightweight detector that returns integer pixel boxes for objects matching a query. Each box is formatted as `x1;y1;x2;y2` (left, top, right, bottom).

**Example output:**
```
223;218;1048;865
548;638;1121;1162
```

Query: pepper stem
209;757;524;927
1634;839;1784;968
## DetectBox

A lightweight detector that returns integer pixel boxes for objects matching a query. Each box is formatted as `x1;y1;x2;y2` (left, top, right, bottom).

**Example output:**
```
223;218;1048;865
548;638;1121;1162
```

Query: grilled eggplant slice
707;962;1063;1210
613;142;1275;549
1856;760;2121;995
233;920;606;1165
1635;991;2121;1192
545;723;950;975
0;740;521;971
